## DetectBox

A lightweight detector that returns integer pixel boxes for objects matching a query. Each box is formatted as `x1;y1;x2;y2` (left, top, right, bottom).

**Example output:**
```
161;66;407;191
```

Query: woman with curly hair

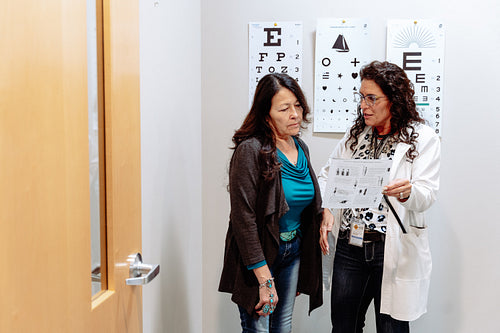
219;73;324;332
318;61;441;333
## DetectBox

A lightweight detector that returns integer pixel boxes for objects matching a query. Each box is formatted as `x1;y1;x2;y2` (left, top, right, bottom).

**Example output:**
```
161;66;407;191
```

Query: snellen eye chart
313;18;371;133
248;22;303;107
387;20;445;136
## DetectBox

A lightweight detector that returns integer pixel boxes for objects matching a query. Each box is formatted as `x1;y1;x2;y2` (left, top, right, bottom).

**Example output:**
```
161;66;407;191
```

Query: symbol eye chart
386;20;445;136
314;18;371;133
249;22;303;107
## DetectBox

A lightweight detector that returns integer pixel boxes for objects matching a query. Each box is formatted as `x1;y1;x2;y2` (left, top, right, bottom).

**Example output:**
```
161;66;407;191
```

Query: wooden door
0;0;144;332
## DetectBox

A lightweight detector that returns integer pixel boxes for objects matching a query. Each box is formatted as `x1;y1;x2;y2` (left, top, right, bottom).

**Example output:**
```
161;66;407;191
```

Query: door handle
126;253;160;285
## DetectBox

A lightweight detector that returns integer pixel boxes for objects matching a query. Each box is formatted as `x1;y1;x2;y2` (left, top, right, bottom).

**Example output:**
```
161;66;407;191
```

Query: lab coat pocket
395;227;432;281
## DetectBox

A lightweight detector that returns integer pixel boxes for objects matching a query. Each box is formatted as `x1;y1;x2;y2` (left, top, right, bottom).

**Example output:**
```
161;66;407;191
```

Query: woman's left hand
383;178;412;202
319;208;334;255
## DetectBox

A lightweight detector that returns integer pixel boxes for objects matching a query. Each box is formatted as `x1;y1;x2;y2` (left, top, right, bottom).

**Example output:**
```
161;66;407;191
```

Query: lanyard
383;194;407;234
370;129;408;234
370;130;390;159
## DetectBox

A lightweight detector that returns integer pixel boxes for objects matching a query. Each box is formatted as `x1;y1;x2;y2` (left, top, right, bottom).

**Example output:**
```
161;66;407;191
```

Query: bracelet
259;277;274;289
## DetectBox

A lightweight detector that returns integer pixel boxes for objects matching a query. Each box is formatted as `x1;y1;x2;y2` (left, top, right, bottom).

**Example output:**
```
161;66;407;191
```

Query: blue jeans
238;235;301;333
331;237;409;333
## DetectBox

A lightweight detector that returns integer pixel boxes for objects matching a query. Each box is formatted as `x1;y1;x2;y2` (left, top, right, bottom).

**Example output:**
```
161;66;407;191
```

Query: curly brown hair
232;73;310;181
347;61;424;161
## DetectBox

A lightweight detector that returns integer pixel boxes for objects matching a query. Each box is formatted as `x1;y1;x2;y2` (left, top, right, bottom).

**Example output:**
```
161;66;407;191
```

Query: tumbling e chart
248;22;303;108
313;18;371;133
387;20;445;136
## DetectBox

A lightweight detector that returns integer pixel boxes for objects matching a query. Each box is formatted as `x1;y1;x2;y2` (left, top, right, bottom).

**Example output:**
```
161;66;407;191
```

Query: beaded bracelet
259;277;274;289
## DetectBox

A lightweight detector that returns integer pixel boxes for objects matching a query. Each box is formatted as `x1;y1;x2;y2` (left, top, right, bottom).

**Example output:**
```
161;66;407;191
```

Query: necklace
276;136;294;150
277;136;297;165
371;129;390;159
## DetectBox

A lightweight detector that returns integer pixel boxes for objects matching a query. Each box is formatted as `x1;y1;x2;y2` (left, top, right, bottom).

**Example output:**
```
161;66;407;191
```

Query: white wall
202;0;500;332
140;1;202;332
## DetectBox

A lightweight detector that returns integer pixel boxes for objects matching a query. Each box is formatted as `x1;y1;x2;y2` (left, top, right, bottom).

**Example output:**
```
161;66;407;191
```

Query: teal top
247;137;315;270
276;137;315;233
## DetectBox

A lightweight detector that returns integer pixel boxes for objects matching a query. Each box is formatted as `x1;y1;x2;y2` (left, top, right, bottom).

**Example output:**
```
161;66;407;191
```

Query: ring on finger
262;304;270;314
399;192;404;199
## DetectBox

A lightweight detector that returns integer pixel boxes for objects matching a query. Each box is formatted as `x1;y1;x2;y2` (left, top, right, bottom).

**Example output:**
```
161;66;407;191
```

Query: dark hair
232;73;310;180
347;61;424;161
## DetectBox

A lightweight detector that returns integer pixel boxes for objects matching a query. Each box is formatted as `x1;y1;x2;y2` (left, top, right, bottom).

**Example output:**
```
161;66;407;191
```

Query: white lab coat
318;123;440;321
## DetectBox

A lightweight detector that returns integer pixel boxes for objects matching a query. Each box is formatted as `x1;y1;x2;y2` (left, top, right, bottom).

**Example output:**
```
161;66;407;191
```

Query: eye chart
314;18;371;133
249;22;303;107
386;20;445;136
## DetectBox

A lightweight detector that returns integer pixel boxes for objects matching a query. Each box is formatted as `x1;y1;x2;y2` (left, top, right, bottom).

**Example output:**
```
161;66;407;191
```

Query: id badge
348;218;365;247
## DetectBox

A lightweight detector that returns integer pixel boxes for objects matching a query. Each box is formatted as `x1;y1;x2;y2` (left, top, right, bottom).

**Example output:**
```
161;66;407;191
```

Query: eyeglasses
353;92;387;106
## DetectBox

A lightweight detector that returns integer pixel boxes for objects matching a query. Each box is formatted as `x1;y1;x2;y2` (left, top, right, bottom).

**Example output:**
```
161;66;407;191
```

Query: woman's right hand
253;266;279;316
320;208;334;255
255;280;279;316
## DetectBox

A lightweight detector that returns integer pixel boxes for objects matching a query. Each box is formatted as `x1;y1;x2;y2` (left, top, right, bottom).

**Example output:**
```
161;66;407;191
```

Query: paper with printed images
323;159;392;209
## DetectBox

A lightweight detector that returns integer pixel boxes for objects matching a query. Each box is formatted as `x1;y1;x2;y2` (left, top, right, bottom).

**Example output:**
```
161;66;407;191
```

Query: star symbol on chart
338;73;343;78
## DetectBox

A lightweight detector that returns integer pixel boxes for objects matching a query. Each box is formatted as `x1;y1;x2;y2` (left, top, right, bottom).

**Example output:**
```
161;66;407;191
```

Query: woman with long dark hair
219;73;323;332
319;61;441;333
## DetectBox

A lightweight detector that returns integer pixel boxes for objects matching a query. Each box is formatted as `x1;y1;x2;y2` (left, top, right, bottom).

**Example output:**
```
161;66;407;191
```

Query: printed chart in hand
323;159;392;209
